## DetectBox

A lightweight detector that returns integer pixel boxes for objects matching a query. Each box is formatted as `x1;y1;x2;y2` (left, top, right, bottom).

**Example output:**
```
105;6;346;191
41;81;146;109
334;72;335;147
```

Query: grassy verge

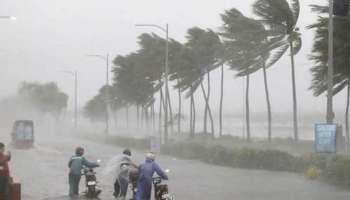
79;132;350;189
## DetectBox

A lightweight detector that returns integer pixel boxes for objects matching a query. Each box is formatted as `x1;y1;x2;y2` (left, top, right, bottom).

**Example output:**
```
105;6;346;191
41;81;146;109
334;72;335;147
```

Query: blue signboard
150;137;161;153
315;123;337;153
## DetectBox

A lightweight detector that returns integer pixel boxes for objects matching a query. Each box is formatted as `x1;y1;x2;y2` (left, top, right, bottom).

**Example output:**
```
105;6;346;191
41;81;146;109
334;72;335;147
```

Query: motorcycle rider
68;146;99;198
113;149;138;200
136;152;168;200
0;143;11;200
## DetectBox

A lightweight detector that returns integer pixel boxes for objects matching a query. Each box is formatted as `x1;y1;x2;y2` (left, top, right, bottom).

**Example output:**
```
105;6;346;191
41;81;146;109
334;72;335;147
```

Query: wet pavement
7;133;350;200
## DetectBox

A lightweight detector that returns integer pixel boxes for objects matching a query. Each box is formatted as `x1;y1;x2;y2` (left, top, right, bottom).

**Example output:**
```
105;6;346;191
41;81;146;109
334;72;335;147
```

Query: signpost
315;123;337;153
150;136;161;153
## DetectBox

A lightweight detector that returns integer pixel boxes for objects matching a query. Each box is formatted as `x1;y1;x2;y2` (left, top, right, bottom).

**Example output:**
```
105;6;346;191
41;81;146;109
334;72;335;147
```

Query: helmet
146;152;156;161
123;148;131;156
75;146;84;156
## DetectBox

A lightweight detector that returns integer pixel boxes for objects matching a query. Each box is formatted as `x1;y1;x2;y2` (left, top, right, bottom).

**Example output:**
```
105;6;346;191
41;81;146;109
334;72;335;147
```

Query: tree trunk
245;75;251;142
152;103;156;133
200;82;215;137
262;62;272;142
346;80;350;148
114;110;118;129
204;81;209;134
141;106;144;128
126;106;129;129
137;105;140;129
219;65;224;137
145;106;150;131
290;41;299;142
192;94;196;137
207;71;214;136
177;79;182;134
190;92;194;138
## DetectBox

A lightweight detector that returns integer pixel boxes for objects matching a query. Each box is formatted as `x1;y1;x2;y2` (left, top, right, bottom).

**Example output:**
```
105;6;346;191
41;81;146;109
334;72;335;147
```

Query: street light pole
86;54;110;135
62;70;78;129
135;23;170;143
164;24;169;143
74;71;78;129
327;0;335;123
0;16;16;20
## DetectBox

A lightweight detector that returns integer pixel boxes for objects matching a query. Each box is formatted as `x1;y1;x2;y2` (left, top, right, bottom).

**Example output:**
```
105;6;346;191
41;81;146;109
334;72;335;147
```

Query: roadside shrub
323;155;350;187
162;141;302;172
80;133;350;189
306;166;320;180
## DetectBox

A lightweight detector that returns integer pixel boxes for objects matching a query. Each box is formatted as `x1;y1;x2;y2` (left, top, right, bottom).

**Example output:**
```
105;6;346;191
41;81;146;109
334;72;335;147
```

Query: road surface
6;132;350;200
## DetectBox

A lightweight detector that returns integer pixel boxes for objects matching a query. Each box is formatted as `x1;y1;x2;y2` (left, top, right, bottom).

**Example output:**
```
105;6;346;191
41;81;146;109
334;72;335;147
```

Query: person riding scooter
136;152;168;200
68;146;100;198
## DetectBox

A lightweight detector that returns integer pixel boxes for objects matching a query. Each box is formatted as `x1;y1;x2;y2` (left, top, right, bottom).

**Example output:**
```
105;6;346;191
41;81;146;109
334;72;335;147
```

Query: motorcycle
128;167;139;200
153;170;174;200
82;161;102;199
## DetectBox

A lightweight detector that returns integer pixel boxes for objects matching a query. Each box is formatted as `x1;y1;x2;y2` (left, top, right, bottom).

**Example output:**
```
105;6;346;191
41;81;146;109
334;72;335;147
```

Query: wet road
7;133;350;200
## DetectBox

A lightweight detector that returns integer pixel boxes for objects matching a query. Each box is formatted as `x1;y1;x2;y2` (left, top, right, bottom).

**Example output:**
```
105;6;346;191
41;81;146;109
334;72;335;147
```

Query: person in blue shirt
136;152;168;200
68;147;99;198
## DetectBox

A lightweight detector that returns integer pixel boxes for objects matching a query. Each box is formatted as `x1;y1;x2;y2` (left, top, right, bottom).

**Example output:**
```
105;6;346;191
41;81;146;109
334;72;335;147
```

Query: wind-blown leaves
309;5;350;96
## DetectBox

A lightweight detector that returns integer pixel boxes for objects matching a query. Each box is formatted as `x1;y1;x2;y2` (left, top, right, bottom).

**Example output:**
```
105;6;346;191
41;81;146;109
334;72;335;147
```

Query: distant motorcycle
83;163;102;199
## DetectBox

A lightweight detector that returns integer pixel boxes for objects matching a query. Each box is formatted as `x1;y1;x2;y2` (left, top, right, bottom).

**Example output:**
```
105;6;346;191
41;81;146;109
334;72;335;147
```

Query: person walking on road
68;146;99;198
114;149;138;200
0;143;11;200
136;152;168;200
103;148;138;200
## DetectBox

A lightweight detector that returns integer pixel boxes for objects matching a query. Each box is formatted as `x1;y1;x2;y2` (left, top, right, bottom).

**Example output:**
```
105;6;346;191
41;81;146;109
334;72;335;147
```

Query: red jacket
0;153;10;177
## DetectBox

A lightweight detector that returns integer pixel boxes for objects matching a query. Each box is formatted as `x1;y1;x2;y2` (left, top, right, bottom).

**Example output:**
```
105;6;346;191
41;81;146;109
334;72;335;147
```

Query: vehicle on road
11;120;34;149
82;165;101;199
153;176;174;200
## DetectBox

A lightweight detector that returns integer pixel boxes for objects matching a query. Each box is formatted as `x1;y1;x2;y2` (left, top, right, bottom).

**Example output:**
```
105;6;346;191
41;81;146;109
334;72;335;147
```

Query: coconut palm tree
184;27;223;136
253;0;302;141
309;4;350;145
220;8;276;141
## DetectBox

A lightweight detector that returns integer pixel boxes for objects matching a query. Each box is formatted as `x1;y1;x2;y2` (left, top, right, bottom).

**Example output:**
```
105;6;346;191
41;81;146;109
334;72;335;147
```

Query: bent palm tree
253;0;302;141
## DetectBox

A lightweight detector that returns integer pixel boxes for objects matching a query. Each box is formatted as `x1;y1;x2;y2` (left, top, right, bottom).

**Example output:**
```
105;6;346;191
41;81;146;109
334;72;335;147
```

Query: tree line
84;0;350;143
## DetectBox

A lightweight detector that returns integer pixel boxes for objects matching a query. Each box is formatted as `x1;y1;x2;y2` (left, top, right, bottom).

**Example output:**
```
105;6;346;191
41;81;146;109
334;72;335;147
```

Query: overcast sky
1;0;344;119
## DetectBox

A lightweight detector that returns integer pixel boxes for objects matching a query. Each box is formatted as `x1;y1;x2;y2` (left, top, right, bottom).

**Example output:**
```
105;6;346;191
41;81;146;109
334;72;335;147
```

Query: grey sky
1;0;344;118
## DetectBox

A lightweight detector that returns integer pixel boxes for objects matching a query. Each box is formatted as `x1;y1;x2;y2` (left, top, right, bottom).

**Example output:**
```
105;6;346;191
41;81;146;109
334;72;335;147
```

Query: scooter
129;167;139;200
82;162;102;199
153;170;174;200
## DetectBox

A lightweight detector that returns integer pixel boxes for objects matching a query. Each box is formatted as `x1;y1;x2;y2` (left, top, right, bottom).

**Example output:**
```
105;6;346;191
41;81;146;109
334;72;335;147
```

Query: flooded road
7;133;350;200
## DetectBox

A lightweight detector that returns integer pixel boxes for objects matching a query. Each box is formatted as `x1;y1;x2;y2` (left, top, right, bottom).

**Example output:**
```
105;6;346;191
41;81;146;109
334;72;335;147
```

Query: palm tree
253;0;302;141
219;64;225;137
220;8;273;141
309;5;350;145
184;27;222;136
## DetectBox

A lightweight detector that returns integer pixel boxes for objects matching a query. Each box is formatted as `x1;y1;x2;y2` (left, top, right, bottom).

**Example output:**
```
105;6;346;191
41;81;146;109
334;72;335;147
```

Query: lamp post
135;23;169;143
0;16;16;20
62;70;78;129
86;54;110;135
326;0;335;123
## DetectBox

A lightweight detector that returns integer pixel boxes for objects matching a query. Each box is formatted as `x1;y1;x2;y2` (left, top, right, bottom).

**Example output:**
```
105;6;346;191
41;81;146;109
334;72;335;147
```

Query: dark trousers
0;176;9;200
114;176;128;198
69;173;81;197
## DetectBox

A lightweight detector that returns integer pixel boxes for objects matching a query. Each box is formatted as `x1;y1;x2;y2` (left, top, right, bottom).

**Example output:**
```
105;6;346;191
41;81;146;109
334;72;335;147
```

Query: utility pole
164;24;169;143
61;70;78;130
106;54;110;135
86;54;111;135
327;0;335;123
135;23;170;143
74;71;78;129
